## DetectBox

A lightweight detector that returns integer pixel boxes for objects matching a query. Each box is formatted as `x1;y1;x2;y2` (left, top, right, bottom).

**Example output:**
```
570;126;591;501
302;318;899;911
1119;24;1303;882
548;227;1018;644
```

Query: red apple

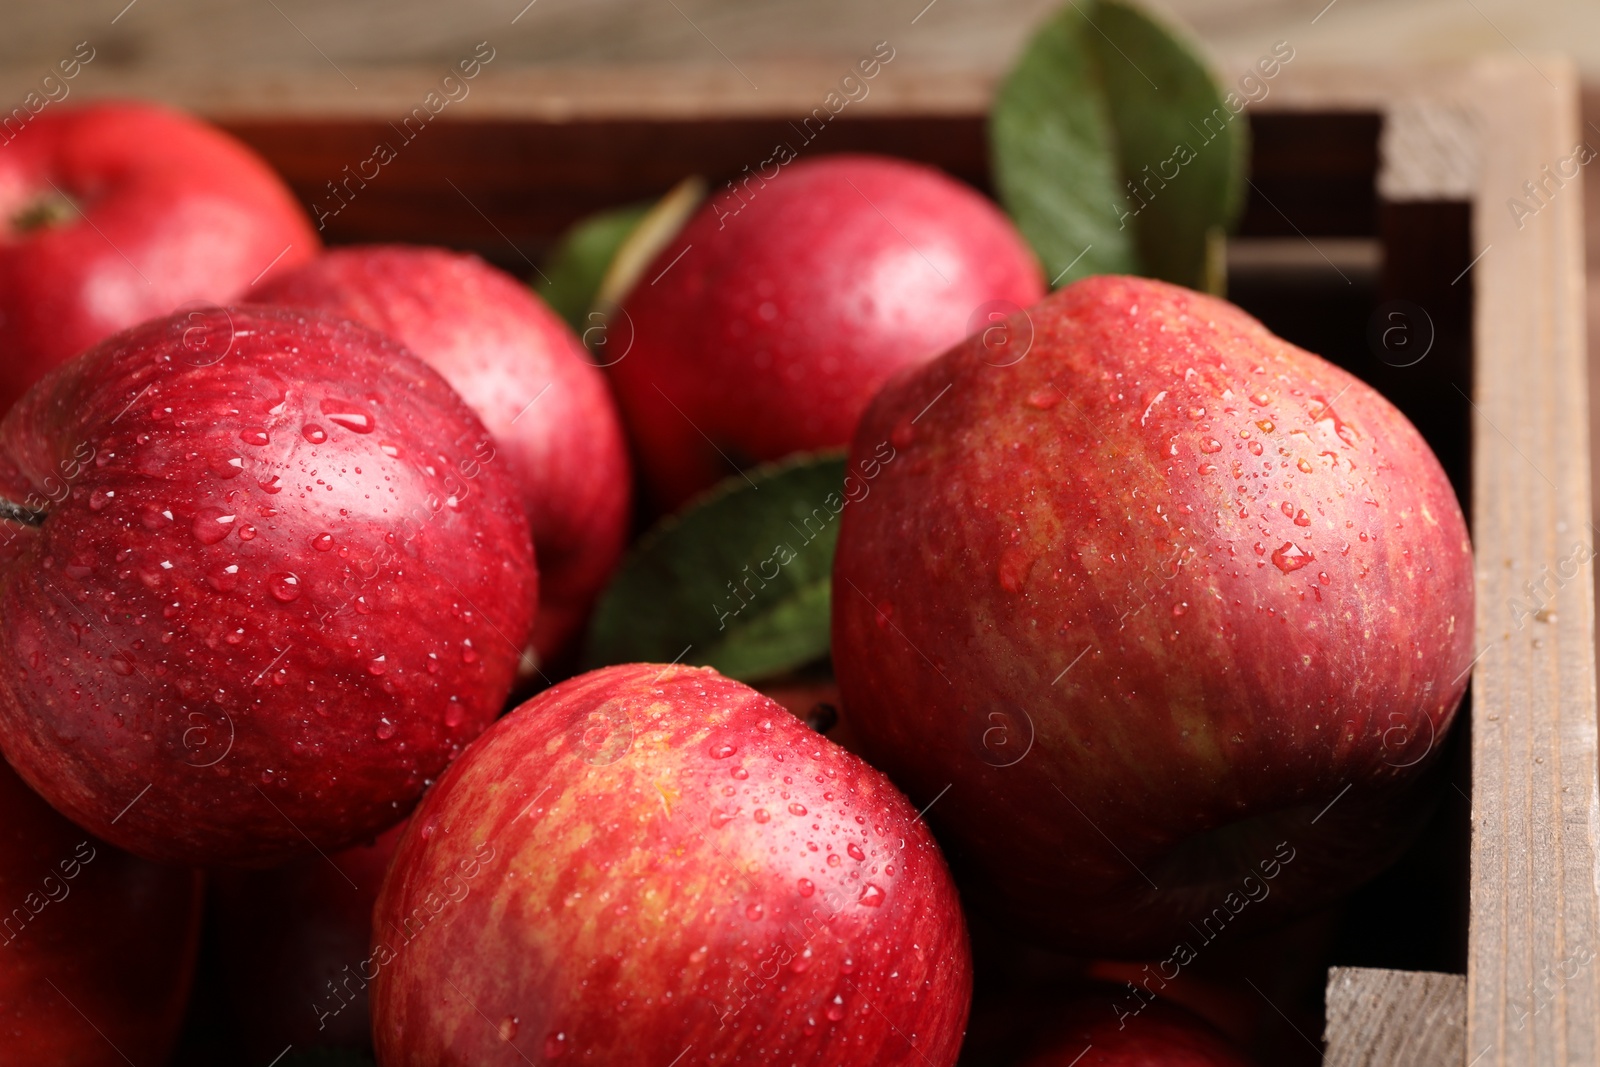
249;246;631;666
0;101;318;413
213;823;403;1057
610;153;1046;510
832;275;1473;954
1020;995;1255;1066
0;305;537;866
370;662;971;1066
0;760;203;1065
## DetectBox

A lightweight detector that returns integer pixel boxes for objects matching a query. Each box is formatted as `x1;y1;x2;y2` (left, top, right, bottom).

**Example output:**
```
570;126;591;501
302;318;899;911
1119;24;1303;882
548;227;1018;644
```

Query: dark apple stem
0;498;45;527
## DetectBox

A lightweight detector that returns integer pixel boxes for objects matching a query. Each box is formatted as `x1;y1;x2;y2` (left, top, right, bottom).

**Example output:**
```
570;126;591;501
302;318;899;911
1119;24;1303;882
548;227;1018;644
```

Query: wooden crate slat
1324;967;1467;1066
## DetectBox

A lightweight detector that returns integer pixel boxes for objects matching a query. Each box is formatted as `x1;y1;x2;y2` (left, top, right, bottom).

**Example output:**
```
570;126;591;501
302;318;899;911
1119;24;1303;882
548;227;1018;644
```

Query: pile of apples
0;102;1472;1067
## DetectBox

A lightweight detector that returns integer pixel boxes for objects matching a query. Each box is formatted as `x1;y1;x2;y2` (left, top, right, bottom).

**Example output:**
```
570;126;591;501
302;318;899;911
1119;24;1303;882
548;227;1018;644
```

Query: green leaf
990;0;1247;292
584;453;847;682
538;202;652;332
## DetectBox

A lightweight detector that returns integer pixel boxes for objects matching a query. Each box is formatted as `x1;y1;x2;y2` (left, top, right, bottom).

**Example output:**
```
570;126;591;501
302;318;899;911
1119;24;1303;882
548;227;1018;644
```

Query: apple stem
0;499;45;527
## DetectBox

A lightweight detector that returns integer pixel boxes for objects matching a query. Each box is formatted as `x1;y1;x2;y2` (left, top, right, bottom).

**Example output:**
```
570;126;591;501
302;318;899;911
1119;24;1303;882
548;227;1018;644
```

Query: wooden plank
1464;57;1599;1067
1324;968;1466;1066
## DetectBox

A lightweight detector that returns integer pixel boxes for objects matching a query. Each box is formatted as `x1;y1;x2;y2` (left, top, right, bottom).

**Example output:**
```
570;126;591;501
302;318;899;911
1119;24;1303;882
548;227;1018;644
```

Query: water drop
1200;438;1222;454
321;399;375;434
858;883;886;907
826;996;847;1022
730;767;749;780
1026;389;1059;410
192;507;236;545
1172;601;1189;617
269;572;302;602
497;1015;518;1042
461;640;479;664
745;902;764;921
140;505;173;530
753;808;770;823
375;717;396;739
240;428;269;446
847;842;866;861
88;488;114;511
302;424;327;444
788;802;808;817
367;656;387;676
1256;419;1275;433
709;807;739;828
542;1031;566;1058
206;564;240;592
213;456;245;479
1297;458;1314;473
379;441;401;458
444;700;465;728
1248;440;1264;456
797;878;815;897
312;532;334;552
709;742;737;759
1271;543;1314;573
257;474;282;494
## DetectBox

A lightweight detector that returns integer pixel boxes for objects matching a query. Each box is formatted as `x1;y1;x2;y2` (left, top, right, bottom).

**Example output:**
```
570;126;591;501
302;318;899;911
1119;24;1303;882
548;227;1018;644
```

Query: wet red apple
610;152;1045;510
0;305;536;866
0;100;317;413
1021;995;1255;1066
370;662;970;1066
832;275;1473;954
0;760;203;1065
250;246;631;666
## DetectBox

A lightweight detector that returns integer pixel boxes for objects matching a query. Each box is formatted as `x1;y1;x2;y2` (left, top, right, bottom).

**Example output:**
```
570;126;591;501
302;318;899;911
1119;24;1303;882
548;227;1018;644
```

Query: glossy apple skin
1020;996;1255;1066
370;663;971;1067
832;275;1474;955
0;306;537;866
0;101;318;413
611;153;1045;510
249;246;631;665
213;823;403;1056
0;760;203;1065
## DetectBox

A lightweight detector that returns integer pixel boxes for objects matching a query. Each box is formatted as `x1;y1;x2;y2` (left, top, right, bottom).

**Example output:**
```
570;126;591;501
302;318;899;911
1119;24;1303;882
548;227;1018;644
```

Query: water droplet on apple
797;878;815;897
192;508;236;545
257;474;283;494
379;441;401;458
1026;389;1059;410
1172;601;1189;617
497;1015;518;1042
709;807;739;828
730;767;748;780
1199;438;1222;454
1256;419;1275;433
1318;571;1331;585
1297;458;1314;473
206;563;240;592
240;428;269;446
213;456;245;479
260;769;275;784
461;641;478;664
321;399;375;434
826;996;847;1021
709;741;737;759
847;842;865;861
269;572;302;602
1271;543;1314;573
110;654;134;676
375;717;396;739
367;656;387;677
826;853;842;867
444;700;465;727
88;488;114;511
1293;509;1311;527
542;1030;566;1058
312;532;334;552
140;505;172;530
857;883;886;907
745;902;764;921
752;808;770;823
302;424;327;444
1248;440;1264;456
788;802;808;817
237;524;257;541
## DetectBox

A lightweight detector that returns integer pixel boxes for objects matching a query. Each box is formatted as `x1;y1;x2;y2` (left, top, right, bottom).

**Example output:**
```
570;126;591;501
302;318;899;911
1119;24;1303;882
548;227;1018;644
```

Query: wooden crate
191;56;1589;1065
